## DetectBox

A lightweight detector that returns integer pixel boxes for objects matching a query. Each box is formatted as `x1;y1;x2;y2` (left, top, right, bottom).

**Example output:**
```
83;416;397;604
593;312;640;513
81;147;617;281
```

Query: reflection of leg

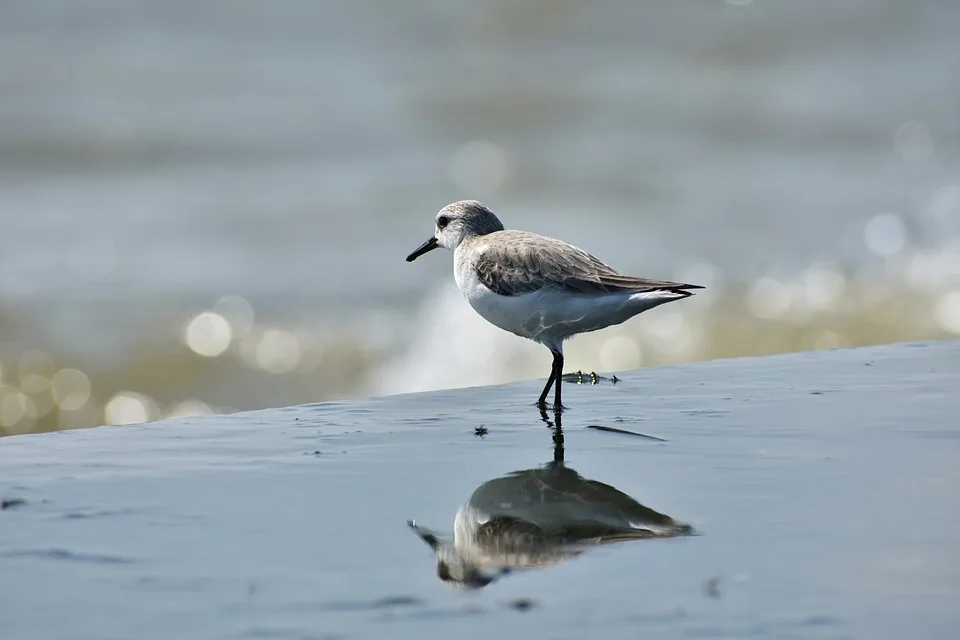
552;409;564;464
538;407;564;464
538;407;553;426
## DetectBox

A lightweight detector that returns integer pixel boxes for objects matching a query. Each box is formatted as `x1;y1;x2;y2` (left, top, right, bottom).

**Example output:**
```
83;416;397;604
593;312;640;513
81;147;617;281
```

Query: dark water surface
2;341;959;639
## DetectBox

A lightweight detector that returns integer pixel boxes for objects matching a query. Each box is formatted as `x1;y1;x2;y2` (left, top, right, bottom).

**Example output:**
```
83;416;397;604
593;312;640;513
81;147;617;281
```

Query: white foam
372;282;543;396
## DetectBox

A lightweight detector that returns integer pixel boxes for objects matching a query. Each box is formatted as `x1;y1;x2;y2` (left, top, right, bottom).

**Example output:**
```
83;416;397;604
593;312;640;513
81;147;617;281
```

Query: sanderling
406;200;702;409
407;436;692;588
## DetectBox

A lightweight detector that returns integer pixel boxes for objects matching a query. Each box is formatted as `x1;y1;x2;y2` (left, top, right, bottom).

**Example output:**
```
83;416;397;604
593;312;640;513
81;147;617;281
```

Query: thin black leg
538;366;557;407
552;351;564;409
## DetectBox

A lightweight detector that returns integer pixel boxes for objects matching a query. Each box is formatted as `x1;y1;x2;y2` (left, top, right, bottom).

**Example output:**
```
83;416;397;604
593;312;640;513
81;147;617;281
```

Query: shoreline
2;339;958;639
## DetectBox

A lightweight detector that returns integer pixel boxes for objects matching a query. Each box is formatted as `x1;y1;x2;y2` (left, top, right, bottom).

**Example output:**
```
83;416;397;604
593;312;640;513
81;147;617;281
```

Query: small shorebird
406;200;702;409
407;429;693;588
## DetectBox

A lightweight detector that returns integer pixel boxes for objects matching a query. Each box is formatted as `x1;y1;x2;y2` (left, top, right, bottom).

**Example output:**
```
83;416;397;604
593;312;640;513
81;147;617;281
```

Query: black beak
406;237;439;262
407;520;440;550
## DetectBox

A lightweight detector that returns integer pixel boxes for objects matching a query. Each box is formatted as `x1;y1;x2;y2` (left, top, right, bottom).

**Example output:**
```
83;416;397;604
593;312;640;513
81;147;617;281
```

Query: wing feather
473;231;702;297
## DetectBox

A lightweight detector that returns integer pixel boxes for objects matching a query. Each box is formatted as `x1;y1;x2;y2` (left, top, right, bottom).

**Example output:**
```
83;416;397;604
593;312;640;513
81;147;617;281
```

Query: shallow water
1;0;960;434
2;341;958;638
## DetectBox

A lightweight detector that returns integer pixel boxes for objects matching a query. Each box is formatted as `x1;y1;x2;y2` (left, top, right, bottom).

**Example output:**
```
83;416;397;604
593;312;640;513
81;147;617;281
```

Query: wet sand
2;340;958;639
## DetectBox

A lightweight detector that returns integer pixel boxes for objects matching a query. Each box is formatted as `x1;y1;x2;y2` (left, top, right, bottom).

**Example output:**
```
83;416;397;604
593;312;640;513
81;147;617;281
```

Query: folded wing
474;231;703;297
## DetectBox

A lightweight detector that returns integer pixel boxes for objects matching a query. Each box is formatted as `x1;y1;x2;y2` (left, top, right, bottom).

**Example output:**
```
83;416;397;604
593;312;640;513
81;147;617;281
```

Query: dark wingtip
668;282;704;291
655;283;704;297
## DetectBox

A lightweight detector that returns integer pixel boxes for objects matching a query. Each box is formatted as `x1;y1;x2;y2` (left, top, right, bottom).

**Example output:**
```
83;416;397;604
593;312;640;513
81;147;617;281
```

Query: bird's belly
466;286;669;346
466;286;544;340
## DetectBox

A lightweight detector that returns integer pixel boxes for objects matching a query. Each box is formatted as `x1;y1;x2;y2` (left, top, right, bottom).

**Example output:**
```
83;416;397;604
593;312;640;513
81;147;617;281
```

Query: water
2;341;958;638
1;0;959;434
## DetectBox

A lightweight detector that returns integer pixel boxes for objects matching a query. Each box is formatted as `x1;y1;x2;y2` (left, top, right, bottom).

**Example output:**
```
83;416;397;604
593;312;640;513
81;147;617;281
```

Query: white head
407;520;506;589
406;200;505;262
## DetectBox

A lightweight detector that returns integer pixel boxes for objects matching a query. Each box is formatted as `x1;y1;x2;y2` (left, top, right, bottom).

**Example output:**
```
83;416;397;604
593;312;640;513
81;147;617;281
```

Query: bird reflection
408;410;694;589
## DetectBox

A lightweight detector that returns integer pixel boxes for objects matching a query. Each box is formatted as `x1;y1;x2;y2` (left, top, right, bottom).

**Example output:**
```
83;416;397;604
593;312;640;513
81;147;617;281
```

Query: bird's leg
537;365;557;407
552;351;564;409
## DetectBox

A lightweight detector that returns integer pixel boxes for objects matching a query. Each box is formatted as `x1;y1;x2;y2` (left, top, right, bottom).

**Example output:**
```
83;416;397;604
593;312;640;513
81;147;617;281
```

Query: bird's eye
437;215;449;229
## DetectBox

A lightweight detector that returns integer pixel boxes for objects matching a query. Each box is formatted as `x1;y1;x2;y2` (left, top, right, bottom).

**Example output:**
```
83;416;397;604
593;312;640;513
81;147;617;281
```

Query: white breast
454;243;545;342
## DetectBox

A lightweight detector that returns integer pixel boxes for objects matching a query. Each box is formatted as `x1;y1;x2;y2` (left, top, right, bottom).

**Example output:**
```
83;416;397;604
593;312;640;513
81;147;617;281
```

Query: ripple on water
0;548;135;564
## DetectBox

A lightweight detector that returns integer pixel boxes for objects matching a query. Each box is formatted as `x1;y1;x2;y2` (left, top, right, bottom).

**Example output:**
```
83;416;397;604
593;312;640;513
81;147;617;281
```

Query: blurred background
1;0;958;436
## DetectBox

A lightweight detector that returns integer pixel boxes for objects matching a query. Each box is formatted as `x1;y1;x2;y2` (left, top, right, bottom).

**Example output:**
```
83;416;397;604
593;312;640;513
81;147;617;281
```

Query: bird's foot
535;401;567;413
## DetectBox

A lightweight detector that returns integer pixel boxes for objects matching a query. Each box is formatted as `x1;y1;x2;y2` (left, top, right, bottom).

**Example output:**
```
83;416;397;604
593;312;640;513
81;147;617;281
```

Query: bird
405;200;702;409
407;416;693;589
